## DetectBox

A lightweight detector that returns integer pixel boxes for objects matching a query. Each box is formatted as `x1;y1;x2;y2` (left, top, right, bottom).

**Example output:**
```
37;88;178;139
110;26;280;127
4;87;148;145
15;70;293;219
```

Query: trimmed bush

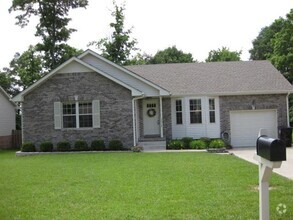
181;137;193;149
74;140;88;151
190;140;207;149
21;142;35;152
209;139;226;149
108;139;123;151
91;140;105;151
167;140;183;150
57;141;71;152
40;141;53;152
200;137;211;146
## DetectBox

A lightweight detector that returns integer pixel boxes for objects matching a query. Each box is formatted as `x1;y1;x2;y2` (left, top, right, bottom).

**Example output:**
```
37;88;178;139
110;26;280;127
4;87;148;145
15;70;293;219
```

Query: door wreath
147;108;156;117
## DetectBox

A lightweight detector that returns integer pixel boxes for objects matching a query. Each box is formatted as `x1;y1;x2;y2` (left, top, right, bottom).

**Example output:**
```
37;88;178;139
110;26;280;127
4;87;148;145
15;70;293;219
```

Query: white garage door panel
230;110;277;147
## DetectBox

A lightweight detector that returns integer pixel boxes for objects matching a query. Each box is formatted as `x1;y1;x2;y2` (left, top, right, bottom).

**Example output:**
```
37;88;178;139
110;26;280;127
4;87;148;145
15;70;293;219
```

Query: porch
138;136;166;151
133;97;171;150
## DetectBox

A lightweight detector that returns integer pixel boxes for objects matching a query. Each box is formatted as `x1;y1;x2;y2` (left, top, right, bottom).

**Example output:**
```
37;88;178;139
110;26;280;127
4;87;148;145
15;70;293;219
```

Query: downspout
15;102;24;146
132;95;145;146
286;93;290;127
159;96;164;138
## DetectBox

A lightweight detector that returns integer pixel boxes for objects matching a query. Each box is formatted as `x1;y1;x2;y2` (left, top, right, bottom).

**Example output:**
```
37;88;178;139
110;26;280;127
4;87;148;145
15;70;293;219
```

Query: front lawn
0;151;292;219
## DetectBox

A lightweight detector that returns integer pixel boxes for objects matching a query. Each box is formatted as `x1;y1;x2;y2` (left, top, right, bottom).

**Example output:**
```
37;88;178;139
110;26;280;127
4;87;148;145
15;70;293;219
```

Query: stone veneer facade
23;72;134;148
162;98;172;142
219;94;288;137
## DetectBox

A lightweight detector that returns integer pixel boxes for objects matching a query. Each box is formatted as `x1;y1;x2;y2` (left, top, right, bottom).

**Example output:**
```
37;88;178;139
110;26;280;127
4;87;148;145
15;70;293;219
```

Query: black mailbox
256;136;286;161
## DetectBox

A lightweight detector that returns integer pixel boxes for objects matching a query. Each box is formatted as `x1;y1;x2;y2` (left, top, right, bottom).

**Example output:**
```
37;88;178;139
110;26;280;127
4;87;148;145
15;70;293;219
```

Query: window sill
61;128;94;131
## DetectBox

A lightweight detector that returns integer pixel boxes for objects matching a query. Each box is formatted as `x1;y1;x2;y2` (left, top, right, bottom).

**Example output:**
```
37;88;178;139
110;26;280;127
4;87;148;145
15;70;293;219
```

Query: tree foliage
126;53;152;65
249;9;293;83
249;18;286;60
205;47;242;62
9;0;88;70
149;46;195;64
89;1;137;65
0;72;15;96
127;46;195;65
4;45;43;92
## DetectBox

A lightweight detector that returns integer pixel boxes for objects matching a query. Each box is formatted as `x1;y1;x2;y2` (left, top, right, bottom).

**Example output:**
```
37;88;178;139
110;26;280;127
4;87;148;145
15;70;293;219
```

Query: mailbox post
254;135;286;220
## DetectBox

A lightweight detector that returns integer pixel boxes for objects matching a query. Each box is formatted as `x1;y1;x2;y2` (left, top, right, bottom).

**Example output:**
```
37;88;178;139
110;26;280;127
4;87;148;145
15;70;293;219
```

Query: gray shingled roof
125;61;293;96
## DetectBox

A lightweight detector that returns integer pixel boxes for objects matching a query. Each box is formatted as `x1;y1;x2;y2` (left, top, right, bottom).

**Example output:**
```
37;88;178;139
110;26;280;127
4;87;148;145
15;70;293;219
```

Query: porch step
138;141;166;151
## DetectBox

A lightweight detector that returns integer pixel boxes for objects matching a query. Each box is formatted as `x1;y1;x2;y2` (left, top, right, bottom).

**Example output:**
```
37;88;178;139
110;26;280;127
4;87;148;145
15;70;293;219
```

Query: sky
0;0;292;69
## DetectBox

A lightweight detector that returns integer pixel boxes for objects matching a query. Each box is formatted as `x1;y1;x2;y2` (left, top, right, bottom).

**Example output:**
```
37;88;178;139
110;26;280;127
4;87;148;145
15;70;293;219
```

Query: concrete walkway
229;147;293;180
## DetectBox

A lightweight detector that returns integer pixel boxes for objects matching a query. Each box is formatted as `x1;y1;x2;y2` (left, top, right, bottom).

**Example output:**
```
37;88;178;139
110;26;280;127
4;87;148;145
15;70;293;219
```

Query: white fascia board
171;90;293;97
78;49;171;95
216;90;293;96
12;57;143;102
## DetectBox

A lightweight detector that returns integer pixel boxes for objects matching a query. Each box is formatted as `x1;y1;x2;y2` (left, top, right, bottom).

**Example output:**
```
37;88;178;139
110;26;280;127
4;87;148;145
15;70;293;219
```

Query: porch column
159;96;164;138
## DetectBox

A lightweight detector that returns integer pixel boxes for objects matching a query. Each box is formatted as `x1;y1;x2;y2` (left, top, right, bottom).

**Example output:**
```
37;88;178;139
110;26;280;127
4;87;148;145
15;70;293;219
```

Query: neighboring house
12;50;293;150
0;86;16;149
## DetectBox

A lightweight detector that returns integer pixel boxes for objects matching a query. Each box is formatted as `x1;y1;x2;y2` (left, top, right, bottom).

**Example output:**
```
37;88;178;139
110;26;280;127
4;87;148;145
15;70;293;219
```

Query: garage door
230;110;278;147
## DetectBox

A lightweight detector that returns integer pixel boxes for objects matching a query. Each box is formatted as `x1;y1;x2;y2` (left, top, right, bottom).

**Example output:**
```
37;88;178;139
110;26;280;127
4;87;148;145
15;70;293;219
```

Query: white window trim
209;98;216;124
54;100;100;130
175;99;183;125
189;98;202;124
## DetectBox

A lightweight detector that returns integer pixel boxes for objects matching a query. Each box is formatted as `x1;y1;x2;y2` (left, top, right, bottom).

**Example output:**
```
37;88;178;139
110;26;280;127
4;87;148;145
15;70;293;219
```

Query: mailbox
256;136;286;161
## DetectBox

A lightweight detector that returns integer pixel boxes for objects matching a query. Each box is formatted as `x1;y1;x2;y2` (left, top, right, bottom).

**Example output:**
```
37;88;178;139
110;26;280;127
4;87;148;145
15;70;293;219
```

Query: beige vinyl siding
171;96;220;139
57;60;92;73
0;92;15;136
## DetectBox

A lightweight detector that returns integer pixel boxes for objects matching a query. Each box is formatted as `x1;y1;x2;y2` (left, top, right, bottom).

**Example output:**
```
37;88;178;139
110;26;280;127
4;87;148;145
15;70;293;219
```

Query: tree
149;46;194;64
205;47;242;62
0;72;15;96
89;1;137;65
249;9;293;83
125;53;152;65
249;18;286;60
9;0;88;70
4;45;43;92
270;10;293;83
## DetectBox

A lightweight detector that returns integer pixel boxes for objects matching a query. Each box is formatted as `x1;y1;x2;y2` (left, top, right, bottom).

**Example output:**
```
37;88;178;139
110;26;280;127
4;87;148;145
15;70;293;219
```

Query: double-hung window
54;100;100;129
175;100;183;124
190;99;202;124
79;102;93;128
62;102;93;128
209;98;216;123
63;103;77;128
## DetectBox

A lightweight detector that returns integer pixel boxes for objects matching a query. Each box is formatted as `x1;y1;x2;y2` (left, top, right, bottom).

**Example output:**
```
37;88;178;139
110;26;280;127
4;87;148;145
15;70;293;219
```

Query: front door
143;99;160;136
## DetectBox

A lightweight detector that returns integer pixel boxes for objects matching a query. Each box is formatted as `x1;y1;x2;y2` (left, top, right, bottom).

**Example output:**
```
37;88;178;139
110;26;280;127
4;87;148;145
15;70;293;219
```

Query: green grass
0;151;292;219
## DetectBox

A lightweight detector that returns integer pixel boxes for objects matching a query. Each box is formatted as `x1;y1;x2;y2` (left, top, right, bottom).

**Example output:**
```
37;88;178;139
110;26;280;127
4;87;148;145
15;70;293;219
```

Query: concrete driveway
229;147;293;180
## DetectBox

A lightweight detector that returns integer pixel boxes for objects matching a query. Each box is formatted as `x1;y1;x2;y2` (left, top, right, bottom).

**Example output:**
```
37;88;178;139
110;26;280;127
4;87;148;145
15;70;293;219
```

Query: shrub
167;140;183;150
21;142;35;152
209;139;226;149
190;140;207;149
131;146;144;152
200;137;211;146
57;141;71;152
91;140;105;151
181;137;193;149
74;140;88;151
40;141;53;152
108;139;123;151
